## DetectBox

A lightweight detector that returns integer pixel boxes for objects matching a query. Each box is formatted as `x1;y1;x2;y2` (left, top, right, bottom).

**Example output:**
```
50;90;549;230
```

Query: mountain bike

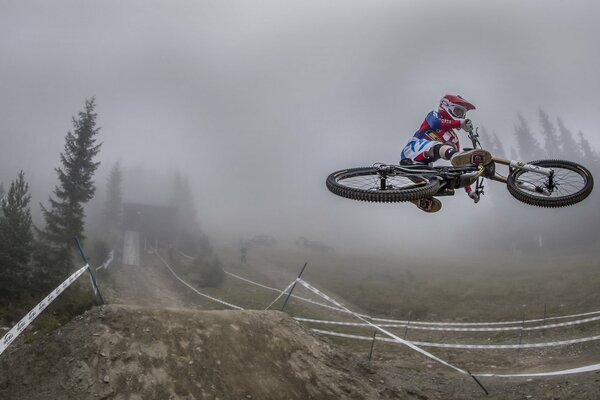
326;128;594;208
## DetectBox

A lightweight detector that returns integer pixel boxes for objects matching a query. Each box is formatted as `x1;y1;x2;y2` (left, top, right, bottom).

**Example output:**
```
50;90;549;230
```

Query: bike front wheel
326;166;441;202
507;160;594;207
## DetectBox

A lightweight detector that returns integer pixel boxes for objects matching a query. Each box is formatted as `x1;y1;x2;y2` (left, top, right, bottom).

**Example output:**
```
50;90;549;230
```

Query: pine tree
578;131;599;165
38;98;102;275
0;171;33;301
103;161;123;234
514;114;543;161
0;183;5;218
491;132;506;157
557;118;582;160
538;109;560;157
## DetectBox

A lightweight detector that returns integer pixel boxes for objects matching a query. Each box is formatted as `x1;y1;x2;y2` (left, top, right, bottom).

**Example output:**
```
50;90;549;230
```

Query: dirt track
2;249;600;399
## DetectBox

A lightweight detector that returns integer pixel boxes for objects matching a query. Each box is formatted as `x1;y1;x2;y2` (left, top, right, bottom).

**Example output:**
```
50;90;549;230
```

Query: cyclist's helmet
438;94;476;120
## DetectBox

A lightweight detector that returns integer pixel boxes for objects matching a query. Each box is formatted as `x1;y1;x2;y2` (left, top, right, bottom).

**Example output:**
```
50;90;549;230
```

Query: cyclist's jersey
401;111;462;162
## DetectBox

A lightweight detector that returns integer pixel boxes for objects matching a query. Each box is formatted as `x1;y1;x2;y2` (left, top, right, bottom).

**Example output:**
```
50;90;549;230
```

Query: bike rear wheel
507;160;594;207
326;166;441;202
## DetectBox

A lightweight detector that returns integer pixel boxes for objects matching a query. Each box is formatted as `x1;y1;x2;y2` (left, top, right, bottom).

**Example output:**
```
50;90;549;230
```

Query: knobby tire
326;167;441;203
507;159;593;207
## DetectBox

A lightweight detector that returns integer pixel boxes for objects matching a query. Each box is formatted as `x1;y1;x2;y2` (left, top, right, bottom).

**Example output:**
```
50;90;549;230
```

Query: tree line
0;97;211;327
479;109;599;254
482;109;599;168
0;98;102;324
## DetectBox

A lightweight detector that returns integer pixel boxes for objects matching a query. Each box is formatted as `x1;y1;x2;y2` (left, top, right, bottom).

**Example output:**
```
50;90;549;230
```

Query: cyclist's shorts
401;138;437;162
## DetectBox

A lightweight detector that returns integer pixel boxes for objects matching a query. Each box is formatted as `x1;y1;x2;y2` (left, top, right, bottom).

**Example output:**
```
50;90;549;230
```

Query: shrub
192;257;225;288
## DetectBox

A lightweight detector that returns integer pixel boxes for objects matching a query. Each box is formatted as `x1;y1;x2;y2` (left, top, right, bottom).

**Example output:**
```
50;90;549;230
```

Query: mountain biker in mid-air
400;94;492;213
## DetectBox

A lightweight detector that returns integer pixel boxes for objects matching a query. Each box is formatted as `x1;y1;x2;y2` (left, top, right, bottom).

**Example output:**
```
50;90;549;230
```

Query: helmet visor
450;105;467;119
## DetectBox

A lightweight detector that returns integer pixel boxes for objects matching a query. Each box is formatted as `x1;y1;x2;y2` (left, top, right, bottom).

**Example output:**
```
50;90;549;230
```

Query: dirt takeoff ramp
0;305;398;400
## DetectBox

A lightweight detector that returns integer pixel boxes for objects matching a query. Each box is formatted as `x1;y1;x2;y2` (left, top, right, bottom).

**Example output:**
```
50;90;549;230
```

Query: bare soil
1;247;599;399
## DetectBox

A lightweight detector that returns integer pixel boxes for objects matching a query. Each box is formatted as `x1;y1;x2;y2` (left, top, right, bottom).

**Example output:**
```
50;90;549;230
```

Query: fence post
74;237;104;305
403;311;412;340
543;303;547;325
280;262;308;312
368;330;377;361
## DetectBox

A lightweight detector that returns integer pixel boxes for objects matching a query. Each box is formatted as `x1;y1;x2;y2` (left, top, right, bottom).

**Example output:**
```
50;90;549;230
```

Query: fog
1;0;599;258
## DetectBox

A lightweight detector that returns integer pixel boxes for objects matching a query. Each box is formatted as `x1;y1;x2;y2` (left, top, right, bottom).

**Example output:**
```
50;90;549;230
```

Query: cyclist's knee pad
431;143;457;161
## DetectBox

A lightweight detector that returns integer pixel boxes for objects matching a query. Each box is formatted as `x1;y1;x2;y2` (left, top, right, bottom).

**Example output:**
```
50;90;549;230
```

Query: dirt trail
105;250;208;309
0;305;412;400
2;249;600;399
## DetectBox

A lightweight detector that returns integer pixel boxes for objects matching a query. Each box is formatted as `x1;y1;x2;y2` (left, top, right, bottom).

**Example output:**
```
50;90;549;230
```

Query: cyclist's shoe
411;197;442;213
451;149;492;167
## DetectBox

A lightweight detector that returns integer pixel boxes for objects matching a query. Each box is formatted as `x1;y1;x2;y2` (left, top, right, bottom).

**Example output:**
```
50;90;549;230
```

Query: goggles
449;105;467;119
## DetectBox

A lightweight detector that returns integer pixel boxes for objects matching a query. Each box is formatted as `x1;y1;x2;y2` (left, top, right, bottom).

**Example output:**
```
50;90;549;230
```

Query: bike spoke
337;174;423;191
516;167;587;198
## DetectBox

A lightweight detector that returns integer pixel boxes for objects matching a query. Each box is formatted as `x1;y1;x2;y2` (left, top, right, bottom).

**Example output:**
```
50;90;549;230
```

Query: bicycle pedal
411;198;442;213
472;154;485;164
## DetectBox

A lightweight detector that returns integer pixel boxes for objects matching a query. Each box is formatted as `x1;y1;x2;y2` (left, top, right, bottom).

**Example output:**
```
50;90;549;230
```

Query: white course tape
370;309;600;327
181;248;600;332
265;279;297;310
476;363;600;377
225;271;282;293
295;315;600;332
310;328;600;349
222;270;348;314
178;249;194;260
154;252;244;310
96;250;115;271
219;263;600;328
0;264;89;357
297;279;469;375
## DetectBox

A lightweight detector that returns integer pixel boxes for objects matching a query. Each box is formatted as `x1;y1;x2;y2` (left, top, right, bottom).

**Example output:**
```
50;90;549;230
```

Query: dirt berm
0;305;410;400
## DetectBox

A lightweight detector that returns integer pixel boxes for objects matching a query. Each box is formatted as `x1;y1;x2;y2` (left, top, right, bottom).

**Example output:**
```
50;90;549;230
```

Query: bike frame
384;128;556;197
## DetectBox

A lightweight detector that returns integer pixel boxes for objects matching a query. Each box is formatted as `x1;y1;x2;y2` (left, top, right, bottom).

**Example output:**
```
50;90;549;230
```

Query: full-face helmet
439;94;476;120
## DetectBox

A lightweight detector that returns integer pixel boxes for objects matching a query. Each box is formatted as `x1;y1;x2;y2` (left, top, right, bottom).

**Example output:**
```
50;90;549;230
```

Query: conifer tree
578;131;599;166
491;131;506;157
0;183;5;218
556;118;582;160
538;109;560;157
38;98;102;275
0;171;33;301
514;114;543;161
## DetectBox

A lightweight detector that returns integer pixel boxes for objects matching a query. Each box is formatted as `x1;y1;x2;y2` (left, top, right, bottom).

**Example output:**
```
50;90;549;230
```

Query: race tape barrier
224;270;349;313
296;278;469;376
96;250;115;271
177;249;194;260
476;363;600;377
310;328;600;349
369;309;600;327
265;279;298;310
294;314;600;332
217;261;600;328
0;263;89;357
310;329;600;377
154;251;244;310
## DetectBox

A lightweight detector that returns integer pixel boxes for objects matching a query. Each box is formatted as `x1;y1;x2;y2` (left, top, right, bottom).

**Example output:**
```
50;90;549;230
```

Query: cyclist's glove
461;119;473;132
468;189;480;204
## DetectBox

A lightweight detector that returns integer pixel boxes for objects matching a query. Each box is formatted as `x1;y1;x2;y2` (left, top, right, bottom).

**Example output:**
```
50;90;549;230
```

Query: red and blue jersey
414;111;462;147
401;111;462;162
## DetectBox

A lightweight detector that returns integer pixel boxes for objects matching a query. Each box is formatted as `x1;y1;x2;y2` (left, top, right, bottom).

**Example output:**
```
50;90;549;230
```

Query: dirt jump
2;245;600;399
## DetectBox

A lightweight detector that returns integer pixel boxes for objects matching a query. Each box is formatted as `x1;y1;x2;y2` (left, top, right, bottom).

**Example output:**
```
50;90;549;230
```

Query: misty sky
1;0;599;255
